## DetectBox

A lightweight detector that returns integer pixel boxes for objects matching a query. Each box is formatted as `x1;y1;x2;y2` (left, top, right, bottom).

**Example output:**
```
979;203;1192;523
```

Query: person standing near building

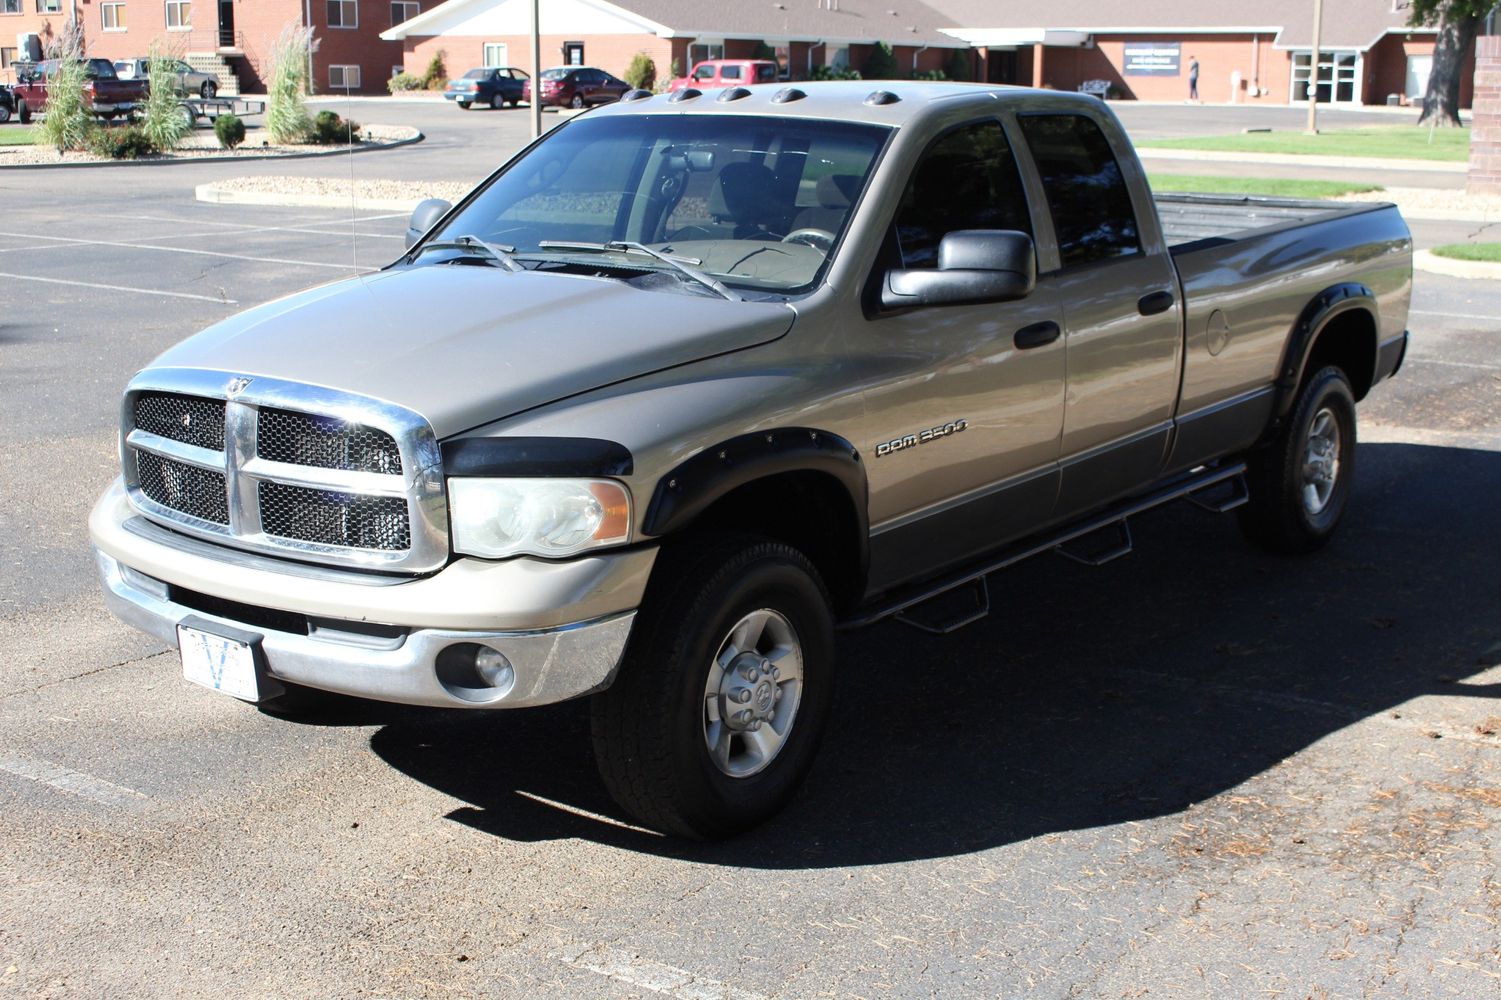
1188;55;1200;102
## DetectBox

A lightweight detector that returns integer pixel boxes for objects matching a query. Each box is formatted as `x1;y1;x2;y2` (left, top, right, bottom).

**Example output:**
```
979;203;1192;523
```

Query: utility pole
530;0;542;139
1305;0;1323;134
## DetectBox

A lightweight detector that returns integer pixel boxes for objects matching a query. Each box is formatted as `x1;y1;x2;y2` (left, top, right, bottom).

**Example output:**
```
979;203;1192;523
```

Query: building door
1291;50;1359;104
563;41;584;66
1406;54;1433;100
218;0;235;47
988;49;1018;84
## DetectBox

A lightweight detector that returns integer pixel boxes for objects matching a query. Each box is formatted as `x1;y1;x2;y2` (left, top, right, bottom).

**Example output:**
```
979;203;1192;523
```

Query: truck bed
1154;192;1374;247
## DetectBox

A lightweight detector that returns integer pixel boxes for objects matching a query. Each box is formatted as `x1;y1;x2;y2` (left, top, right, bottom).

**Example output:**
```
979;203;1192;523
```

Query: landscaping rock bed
0;124;418;166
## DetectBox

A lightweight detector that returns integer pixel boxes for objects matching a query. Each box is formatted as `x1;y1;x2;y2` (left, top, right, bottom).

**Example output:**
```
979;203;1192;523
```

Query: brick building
0;0;1482;104
0;0;407;94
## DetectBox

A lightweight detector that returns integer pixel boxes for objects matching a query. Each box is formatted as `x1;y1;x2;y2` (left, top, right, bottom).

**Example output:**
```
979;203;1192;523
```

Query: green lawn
1140;127;1469;163
1432;243;1501;263
0;126;36;147
1146;173;1383;199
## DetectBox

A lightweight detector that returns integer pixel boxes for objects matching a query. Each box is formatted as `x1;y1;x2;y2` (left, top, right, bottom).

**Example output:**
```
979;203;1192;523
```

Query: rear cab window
1017;114;1141;268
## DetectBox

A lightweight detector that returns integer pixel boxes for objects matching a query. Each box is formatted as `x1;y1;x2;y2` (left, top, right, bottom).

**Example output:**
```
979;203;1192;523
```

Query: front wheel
570;94;585;109
0;105;10;124
591;536;835;839
16;101;30;124
488;93;501;110
1238;365;1357;553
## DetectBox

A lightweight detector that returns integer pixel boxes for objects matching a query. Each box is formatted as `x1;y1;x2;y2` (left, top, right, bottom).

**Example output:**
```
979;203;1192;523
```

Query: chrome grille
257;408;403;475
133;393;226;451
119;370;447;572
259;483;411;551
136;451;230;525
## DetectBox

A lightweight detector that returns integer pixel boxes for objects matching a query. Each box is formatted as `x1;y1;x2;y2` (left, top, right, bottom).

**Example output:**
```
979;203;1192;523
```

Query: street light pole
1306;0;1323;134
530;0;542;139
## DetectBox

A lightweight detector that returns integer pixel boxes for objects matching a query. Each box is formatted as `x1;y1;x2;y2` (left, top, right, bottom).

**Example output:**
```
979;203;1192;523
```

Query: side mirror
404;198;452;249
881;230;1036;310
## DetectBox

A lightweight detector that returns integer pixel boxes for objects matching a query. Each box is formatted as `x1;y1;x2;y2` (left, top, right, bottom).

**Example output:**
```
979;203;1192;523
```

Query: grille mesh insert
258;482;411;551
133;393;226;452
136;450;229;525
257;408;403;475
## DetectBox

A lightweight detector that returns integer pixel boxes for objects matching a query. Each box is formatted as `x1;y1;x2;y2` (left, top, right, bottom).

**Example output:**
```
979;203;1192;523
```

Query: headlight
448;478;631;559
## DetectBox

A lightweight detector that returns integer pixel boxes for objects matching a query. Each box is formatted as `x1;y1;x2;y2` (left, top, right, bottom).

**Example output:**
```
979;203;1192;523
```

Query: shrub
214;113;246;149
624;52;656;91
141;44;190;152
811;64;861;81
911;69;948;82
944;49;972;83
37;54;92;152
421;50;447;90
310;109;362;144
387;71;423;93
87;123;157;159
267;23;314;144
862;42;898;80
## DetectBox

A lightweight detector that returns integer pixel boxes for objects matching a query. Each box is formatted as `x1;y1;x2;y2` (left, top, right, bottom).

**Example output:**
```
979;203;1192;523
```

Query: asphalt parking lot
0;100;1498;998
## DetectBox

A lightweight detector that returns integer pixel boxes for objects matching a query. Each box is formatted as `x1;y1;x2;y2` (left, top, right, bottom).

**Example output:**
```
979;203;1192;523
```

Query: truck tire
591;535;835;839
1238;365;1357;553
17;101;30;125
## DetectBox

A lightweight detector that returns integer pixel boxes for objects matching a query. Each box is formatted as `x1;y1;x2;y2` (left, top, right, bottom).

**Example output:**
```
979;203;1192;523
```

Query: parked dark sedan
0;84;30;124
444;67;529;109
520;66;630;109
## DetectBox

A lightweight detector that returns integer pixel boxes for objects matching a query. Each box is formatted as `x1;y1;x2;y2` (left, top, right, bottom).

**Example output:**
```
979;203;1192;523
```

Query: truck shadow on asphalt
368;442;1501;865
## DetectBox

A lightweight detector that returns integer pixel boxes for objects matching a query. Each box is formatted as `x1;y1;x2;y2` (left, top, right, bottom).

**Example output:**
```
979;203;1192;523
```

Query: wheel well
1305;308;1377;400
667;472;866;616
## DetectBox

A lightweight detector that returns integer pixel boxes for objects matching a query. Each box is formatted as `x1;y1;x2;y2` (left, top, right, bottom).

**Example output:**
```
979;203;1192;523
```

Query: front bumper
90;479;653;709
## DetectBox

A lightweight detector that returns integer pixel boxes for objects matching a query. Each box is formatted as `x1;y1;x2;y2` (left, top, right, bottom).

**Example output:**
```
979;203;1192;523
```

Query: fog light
475;648;514;690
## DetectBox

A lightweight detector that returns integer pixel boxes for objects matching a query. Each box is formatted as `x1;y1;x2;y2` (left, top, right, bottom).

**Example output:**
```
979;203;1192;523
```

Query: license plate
179;623;261;701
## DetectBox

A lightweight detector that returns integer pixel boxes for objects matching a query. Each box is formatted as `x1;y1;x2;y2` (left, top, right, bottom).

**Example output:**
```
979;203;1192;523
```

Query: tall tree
1408;0;1491;126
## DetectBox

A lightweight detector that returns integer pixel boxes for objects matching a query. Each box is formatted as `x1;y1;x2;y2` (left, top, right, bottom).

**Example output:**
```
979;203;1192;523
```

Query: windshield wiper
536;240;741;301
413;234;525;272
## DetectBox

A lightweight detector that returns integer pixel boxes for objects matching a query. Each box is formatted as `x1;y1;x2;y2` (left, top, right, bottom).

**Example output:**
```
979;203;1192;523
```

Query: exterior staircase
185;52;240;97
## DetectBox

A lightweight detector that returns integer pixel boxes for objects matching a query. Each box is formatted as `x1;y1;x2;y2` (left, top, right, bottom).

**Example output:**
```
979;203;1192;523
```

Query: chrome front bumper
90;479;651;709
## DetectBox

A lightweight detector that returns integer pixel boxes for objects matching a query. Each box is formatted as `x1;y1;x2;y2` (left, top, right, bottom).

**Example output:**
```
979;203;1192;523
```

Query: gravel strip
1336;184;1501;220
0;124;417;167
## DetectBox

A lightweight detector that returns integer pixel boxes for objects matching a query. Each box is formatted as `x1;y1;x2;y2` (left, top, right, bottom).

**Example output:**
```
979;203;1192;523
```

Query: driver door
862;119;1066;592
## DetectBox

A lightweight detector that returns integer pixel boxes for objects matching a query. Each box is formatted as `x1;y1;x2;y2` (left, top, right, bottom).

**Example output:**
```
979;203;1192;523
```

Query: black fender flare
642;427;869;570
1273;282;1378;419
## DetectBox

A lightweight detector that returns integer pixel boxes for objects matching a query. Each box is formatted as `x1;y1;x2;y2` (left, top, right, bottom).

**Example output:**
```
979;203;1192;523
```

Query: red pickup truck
667;59;780;92
11;58;149;121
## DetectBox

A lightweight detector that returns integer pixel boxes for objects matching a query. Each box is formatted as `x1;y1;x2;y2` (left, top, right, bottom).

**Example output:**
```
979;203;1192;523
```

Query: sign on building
1123;41;1181;76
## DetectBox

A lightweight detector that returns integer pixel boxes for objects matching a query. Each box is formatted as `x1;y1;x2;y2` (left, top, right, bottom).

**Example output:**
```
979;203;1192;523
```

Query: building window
0;47;15;69
0;0;22;13
101;1;126;29
391;64;404;78
483;43;508;67
327;0;357;28
329;64;361;89
37;0;62;12
390;1;417;26
164;0;190;29
688;42;723;66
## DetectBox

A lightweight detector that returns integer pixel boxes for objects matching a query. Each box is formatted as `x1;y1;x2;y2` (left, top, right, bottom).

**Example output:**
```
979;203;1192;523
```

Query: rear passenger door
1015;112;1182;516
862;119;1067;592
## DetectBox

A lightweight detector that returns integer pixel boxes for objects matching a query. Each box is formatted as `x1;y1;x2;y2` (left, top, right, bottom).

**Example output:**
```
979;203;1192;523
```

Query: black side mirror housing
881;230;1036;310
405;198;453;249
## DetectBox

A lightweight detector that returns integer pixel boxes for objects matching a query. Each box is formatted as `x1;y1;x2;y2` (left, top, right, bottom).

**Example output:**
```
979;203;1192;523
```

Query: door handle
1138;290;1175;316
1014;320;1061;350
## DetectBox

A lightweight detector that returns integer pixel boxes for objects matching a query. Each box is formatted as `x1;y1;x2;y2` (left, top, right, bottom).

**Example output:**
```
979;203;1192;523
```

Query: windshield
427;114;889;297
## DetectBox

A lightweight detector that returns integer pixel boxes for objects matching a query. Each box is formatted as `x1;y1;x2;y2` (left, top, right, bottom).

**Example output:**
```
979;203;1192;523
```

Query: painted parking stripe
0;753;148;807
558;943;768;1000
0;272;237;303
1409;309;1501;323
0;230;366;271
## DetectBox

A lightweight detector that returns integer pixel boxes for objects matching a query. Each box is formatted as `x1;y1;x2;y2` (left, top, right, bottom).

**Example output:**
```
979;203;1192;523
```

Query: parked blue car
444;67;529;109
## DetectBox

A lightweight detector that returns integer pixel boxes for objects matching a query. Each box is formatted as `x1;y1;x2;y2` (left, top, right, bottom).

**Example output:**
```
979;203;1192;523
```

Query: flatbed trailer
179;97;265;128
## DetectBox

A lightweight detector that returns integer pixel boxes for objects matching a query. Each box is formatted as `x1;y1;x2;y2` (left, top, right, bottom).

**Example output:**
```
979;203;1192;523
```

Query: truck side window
1017;114;1140;267
894;121;1031;270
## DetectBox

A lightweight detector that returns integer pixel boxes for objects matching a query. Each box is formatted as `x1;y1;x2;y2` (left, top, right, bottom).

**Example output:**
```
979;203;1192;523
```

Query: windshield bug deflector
416;114;890;297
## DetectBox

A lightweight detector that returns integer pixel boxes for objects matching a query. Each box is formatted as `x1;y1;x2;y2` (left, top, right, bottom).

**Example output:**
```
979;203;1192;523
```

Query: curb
195;184;437;212
1413;248;1501;280
1136;147;1466;174
0;128;423;169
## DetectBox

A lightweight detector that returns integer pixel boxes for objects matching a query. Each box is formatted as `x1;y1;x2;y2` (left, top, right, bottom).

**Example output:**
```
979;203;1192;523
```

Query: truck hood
150;266;796;438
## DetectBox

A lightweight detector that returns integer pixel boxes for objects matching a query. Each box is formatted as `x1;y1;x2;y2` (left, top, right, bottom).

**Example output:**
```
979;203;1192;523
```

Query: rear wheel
570;94;585;109
1239;365;1357;553
0;105;10;124
591;535;835;839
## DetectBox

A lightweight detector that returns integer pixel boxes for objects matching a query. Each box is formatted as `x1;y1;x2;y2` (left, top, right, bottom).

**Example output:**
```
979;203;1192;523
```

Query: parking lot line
0;753;149;807
557;943;769;1000
0;230;368;271
0;271;237;304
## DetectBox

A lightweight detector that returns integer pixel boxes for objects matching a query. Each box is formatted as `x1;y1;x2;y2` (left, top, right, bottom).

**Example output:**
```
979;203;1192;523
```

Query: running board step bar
844;462;1247;632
